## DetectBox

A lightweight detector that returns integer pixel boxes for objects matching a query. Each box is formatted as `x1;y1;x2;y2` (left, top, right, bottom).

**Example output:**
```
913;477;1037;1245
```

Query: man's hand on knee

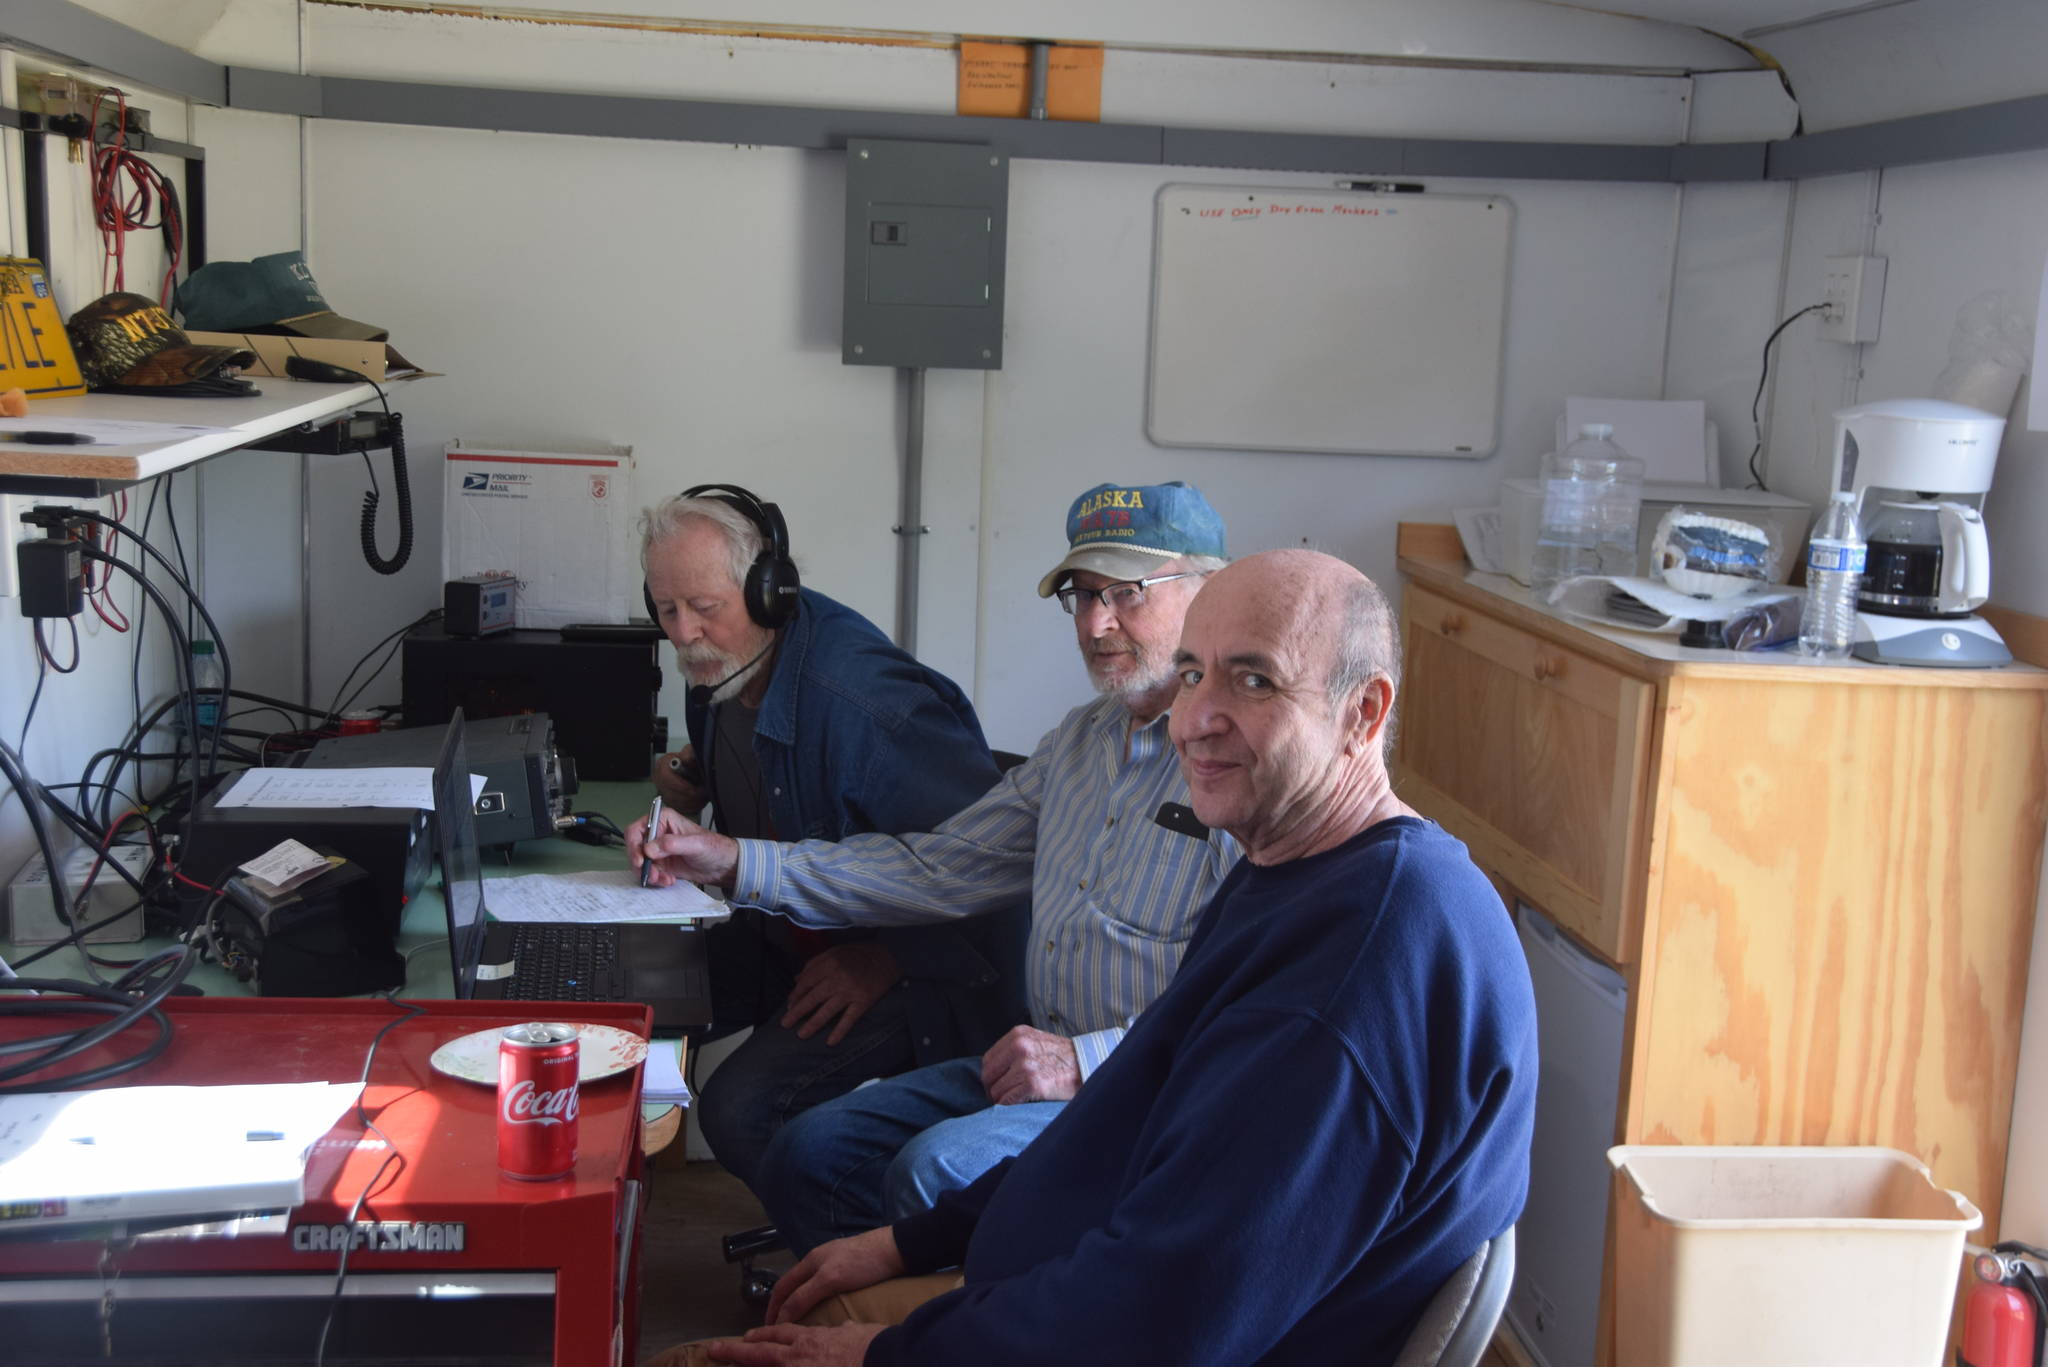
980;1025;1080;1105
781;944;899;1045
707;1323;884;1366
766;1226;907;1326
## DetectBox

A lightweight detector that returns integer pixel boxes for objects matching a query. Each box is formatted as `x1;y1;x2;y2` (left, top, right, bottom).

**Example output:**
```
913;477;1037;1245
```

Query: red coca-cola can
497;1022;580;1180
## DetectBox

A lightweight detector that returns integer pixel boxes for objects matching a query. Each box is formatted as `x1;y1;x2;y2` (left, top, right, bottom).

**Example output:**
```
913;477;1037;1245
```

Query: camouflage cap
67;293;256;388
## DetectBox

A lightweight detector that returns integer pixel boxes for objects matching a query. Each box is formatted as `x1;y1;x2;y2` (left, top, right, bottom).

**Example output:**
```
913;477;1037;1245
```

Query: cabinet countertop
1398;549;2048;691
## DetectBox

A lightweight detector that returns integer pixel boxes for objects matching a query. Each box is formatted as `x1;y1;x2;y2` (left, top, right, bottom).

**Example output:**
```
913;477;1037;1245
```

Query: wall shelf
0;379;381;496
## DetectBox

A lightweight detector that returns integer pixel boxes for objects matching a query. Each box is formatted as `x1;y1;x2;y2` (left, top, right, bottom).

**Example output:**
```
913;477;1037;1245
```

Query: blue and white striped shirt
732;694;1241;1078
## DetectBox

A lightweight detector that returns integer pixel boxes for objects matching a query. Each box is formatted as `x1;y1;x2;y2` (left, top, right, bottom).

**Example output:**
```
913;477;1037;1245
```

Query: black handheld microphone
686;639;776;709
1154;802;1210;840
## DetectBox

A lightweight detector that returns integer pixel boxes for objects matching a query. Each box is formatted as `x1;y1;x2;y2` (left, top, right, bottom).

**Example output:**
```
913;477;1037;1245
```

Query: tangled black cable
0;946;195;1093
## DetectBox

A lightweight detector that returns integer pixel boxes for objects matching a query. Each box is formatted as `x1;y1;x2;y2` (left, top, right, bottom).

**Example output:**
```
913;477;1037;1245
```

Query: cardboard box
184;330;431;383
8;844;152;944
443;442;638;629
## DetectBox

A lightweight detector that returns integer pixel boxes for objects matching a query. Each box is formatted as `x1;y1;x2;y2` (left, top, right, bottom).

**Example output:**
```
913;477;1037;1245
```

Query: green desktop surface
3;780;661;1006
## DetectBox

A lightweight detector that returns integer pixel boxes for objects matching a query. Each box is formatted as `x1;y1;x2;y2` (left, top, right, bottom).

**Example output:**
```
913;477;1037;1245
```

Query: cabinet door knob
1533;653;1565;681
1439;613;1466;636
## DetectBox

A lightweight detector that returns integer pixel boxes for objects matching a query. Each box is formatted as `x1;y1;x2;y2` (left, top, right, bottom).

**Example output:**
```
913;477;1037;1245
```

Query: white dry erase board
1146;185;1513;457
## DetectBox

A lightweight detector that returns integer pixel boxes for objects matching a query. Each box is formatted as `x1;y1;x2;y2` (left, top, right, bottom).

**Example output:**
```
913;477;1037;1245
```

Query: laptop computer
432;710;714;1031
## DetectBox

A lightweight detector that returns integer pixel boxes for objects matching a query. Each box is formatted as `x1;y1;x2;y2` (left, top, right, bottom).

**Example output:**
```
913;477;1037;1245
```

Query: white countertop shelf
0;380;382;493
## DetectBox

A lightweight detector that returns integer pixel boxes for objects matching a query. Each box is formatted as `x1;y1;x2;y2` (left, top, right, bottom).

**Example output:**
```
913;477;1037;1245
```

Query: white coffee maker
1827;398;2010;667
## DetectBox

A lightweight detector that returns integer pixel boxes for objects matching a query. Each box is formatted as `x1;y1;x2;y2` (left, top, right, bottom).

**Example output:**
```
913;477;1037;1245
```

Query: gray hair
1328;576;1402;759
639;494;764;589
1175;553;1231;578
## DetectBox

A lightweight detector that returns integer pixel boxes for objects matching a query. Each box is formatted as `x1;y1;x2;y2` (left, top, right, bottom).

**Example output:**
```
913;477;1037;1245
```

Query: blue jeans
694;917;922;1197
755;1055;1067;1255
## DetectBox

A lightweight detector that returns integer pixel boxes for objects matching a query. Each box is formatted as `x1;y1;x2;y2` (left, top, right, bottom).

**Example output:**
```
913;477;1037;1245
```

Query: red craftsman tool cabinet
0;997;654;1366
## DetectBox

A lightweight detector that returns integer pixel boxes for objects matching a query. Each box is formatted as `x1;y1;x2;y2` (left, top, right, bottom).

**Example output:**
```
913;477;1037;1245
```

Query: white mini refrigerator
1507;903;1628;1367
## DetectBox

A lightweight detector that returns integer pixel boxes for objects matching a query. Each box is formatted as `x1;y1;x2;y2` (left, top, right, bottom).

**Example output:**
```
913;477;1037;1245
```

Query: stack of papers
0;1082;361;1230
641;1042;693;1106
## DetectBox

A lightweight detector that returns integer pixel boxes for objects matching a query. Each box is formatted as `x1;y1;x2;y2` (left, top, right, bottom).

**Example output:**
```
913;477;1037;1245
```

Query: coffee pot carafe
1828;398;2010;667
1859;499;1991;618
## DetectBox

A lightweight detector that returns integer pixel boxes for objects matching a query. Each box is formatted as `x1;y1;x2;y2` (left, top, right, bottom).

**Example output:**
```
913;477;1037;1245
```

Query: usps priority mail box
443;443;636;629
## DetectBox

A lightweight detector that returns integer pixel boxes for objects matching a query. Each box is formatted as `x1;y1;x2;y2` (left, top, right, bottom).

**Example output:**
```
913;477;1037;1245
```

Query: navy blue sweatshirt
870;817;1538;1366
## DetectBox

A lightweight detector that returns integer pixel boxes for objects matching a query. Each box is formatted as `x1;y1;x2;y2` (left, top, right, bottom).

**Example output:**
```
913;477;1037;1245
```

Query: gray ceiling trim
0;0;224;105
3;1;2044;188
1767;92;2048;179
226;67;322;119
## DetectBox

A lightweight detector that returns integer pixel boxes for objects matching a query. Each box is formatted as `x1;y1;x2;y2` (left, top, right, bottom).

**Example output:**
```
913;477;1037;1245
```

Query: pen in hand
640;794;664;887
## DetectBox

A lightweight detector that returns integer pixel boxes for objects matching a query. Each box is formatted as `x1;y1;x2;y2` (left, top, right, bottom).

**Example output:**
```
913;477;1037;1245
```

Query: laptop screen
431;710;488;998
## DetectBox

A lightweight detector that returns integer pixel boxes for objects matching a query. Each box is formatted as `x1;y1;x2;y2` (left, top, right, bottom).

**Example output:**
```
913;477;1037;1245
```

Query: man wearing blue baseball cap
635;480;1240;1253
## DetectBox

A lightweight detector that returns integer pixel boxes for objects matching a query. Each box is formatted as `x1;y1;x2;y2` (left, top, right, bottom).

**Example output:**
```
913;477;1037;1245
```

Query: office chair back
1392;1225;1516;1367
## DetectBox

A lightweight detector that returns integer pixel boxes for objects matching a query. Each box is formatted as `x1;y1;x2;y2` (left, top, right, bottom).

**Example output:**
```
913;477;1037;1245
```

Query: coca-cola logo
501;1078;580;1126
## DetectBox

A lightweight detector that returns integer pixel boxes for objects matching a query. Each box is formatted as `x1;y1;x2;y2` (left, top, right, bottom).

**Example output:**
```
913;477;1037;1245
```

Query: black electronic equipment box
179;789;430;953
219;853;402;997
444;573;518;637
303;712;576;847
402;624;665;781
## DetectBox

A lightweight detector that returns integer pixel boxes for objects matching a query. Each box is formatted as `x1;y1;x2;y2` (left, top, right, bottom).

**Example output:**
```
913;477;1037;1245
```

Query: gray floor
636;1159;781;1361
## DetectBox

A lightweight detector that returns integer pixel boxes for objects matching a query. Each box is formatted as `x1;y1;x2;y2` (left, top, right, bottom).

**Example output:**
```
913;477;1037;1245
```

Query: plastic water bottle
1532;423;1647;595
189;638;224;730
1798;493;1866;658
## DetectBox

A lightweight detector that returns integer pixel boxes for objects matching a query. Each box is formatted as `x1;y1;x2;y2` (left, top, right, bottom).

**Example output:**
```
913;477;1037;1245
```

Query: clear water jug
1531;423;1646;596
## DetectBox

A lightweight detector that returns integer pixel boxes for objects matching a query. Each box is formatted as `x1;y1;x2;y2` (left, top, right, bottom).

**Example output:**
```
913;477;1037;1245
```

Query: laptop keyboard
505;924;618;1001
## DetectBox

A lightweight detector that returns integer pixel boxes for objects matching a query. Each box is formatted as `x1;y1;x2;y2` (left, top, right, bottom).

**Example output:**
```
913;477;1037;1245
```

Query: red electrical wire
89;89;183;305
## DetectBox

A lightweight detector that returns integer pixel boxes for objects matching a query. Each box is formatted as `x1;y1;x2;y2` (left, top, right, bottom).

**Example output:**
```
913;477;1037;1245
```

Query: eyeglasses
1055;572;1201;615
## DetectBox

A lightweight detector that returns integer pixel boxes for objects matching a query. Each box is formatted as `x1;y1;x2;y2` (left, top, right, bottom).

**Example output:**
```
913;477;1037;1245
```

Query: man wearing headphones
639;487;1023;1199
636;481;1241;1257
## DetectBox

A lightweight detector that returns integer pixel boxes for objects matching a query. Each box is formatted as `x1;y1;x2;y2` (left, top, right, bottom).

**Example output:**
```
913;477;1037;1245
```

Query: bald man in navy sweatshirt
657;550;1537;1367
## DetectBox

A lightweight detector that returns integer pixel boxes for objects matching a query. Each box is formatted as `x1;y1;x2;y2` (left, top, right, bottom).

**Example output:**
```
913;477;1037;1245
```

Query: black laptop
432;711;713;1031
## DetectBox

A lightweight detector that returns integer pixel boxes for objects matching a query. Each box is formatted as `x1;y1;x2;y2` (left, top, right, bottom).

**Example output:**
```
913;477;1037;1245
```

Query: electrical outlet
2;492;91;599
1820;254;1887;344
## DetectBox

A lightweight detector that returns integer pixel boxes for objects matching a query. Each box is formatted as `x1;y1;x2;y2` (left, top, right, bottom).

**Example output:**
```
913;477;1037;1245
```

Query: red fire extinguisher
1960;1241;2048;1367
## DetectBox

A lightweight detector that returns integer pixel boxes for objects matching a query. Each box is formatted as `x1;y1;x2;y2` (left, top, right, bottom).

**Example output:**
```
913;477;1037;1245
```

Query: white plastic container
1607;1145;1981;1367
1531;423;1645;595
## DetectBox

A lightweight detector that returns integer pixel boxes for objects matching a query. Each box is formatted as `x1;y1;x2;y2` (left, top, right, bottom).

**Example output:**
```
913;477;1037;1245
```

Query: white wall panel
1663;180;1794;487
973;157;1679;751
304;123;912;731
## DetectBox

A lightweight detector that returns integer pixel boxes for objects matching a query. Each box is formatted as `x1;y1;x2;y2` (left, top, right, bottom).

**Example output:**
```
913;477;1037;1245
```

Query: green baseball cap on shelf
176;250;387;342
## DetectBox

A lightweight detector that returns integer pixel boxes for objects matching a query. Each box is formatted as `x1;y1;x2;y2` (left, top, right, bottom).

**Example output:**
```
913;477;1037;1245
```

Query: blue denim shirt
686;588;1026;1064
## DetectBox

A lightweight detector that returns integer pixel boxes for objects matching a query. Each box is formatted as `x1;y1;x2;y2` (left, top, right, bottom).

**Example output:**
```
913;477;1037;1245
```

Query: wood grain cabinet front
1398;584;1653;963
1394;542;2048;1364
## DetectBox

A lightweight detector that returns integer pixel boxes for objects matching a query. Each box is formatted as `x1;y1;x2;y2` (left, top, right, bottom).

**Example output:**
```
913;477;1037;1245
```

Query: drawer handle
1438;613;1467;637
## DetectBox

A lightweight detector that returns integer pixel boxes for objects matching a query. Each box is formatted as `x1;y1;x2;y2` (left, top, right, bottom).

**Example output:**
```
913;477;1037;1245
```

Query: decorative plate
429;1023;648;1086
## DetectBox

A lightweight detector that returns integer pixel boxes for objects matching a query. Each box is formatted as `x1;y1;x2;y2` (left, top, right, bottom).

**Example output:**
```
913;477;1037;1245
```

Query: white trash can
1607;1145;1981;1367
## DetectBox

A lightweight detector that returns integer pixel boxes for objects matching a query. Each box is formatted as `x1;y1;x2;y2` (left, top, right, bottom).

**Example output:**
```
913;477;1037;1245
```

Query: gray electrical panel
843;138;1008;370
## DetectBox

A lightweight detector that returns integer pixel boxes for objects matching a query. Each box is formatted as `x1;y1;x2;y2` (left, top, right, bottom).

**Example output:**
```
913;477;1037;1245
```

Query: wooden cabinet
1395;530;2048;1361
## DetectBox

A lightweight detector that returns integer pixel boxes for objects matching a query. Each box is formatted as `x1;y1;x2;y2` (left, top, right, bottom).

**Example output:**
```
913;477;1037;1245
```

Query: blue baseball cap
1037;481;1228;597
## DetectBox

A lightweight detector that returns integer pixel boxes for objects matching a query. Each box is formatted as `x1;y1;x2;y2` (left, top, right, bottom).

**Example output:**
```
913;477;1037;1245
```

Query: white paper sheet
1452;507;1505;574
1549;575;1797;632
2032;257;2048;432
484;869;731;924
1563;397;1710;484
217;767;486;810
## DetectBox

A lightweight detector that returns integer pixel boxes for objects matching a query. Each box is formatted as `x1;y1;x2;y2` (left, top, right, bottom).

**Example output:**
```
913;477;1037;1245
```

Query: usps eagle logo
589;475;609;500
462;473;489;491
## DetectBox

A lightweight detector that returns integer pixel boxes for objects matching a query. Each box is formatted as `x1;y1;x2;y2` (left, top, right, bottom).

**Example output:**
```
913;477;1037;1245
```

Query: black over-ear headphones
642;483;802;630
